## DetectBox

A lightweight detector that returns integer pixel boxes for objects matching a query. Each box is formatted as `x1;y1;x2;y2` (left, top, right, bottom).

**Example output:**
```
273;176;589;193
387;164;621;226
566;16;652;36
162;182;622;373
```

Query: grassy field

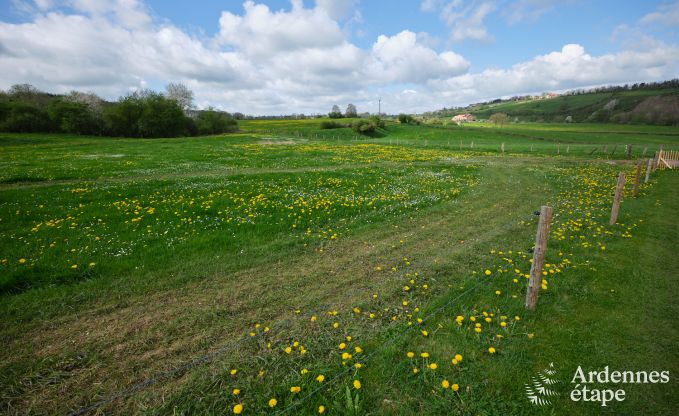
1;120;678;415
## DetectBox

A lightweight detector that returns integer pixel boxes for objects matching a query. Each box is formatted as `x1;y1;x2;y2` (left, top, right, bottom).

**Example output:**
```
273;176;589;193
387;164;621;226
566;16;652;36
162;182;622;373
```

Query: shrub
0;102;49;132
196;108;238;135
320;120;344;129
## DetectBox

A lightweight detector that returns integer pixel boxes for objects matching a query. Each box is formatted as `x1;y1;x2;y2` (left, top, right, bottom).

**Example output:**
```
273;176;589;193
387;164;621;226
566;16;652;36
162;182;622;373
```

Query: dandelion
354;346;362;353
71;264;78;269
318;405;326;414
428;363;438;370
454;354;463;362
339;343;346;350
233;404;243;414
442;379;450;389
407;352;415;358
290;386;301;393
484;269;492;276
421;330;428;337
268;398;277;408
284;347;292;354
19;258;27;264
230;369;238;375
353;380;361;390
412;367;419;374
301;368;308;375
316;374;325;383
420;352;429;358
232;389;240;395
452;383;460;392
488;347;496;354
500;322;507;328
495;290;501;295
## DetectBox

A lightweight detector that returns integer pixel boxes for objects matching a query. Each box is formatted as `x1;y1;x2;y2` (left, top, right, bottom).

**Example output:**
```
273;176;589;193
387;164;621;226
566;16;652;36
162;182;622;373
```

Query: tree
329;104;343;119
196;108;238;135
48;99;100;134
489;112;510;127
64;91;104;114
165;82;194;113
345;103;357;118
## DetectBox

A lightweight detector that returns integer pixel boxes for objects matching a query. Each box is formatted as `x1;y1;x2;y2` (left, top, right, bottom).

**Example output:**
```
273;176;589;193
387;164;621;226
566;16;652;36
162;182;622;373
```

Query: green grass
1;120;677;415
465;88;679;122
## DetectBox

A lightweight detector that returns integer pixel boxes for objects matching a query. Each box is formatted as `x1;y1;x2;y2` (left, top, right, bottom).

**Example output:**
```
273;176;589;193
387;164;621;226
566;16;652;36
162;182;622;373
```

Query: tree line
0;83;237;138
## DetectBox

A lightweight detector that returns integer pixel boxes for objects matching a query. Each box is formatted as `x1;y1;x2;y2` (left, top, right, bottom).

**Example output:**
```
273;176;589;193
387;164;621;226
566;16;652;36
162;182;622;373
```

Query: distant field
1;121;678;415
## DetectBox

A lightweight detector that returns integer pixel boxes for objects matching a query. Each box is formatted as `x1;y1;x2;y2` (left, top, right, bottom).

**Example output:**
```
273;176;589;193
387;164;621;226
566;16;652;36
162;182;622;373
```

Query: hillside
427;81;679;125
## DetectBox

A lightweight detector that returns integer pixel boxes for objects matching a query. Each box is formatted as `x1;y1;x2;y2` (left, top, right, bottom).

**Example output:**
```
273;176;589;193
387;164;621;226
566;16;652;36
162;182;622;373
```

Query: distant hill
426;79;679;125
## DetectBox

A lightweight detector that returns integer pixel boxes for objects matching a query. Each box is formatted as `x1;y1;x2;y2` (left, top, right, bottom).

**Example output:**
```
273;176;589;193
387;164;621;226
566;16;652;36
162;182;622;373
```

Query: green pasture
0;120;677;415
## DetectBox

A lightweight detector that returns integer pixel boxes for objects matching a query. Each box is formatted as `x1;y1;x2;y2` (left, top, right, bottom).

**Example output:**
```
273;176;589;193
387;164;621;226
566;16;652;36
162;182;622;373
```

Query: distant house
452;113;475;125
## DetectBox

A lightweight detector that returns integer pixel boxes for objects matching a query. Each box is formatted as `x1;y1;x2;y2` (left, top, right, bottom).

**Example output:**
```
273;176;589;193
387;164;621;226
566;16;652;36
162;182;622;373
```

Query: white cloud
504;0;564;24
424;0;496;42
1;1;678;115
431;44;679;106
640;0;679;26
315;0;359;20
367;31;469;83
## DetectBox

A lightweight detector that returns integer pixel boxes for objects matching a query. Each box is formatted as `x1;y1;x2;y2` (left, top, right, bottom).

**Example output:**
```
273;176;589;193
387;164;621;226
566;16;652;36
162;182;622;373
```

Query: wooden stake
609;172;626;225
645;158;652;183
632;162;642;197
626;144;633;159
525;206;553;311
501;142;505;154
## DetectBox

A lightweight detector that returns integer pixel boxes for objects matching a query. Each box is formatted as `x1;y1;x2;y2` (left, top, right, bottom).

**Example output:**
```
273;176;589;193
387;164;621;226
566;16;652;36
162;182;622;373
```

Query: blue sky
1;0;678;114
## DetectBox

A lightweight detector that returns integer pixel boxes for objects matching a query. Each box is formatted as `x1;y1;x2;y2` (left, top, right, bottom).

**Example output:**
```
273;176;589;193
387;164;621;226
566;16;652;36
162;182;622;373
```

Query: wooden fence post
609;172;626;225
632;162;642;197
501;142;505;154
525;206;553;311
645;158;653;183
626;144;632;159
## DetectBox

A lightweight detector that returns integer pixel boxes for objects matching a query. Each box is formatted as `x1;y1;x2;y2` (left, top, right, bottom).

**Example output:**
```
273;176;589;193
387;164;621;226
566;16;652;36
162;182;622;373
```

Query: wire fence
68;187;543;415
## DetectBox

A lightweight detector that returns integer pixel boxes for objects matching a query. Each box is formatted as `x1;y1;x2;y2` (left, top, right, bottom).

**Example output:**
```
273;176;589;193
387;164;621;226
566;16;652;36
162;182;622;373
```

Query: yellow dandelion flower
268;398;277;408
232;389;240;395
353;380;361;390
442;379;450;389
230;369;238;375
454;354;463;362
232;404;243;414
452;383;460;392
484;270;492;276
290;386;301;393
428;363;438;370
339;343;346;350
318;405;326;414
407;352;415;358
420;352;429;358
316;375;325;383
488;347;496;354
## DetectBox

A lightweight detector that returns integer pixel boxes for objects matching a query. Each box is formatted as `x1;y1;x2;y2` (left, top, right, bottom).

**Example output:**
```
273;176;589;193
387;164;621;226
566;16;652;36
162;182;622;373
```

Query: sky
1;0;678;115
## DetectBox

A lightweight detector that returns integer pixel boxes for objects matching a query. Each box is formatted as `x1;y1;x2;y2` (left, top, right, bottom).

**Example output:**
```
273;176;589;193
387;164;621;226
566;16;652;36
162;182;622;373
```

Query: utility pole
378;97;382;116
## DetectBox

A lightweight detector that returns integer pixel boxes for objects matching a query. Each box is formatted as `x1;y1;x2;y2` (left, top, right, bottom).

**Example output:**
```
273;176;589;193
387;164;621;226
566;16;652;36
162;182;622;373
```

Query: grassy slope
466;88;679;122
0;122;678;415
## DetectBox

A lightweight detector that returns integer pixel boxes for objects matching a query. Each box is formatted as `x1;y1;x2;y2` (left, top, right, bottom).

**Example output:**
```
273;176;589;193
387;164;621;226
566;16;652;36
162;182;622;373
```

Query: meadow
1;120;678;415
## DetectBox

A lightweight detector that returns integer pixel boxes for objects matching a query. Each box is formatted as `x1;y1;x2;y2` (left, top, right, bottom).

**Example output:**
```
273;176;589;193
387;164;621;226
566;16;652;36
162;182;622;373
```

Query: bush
0;102;49;133
369;116;385;128
196;108;238;135
47;99;102;135
398;113;415;124
320;120;344;129
104;93;197;138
